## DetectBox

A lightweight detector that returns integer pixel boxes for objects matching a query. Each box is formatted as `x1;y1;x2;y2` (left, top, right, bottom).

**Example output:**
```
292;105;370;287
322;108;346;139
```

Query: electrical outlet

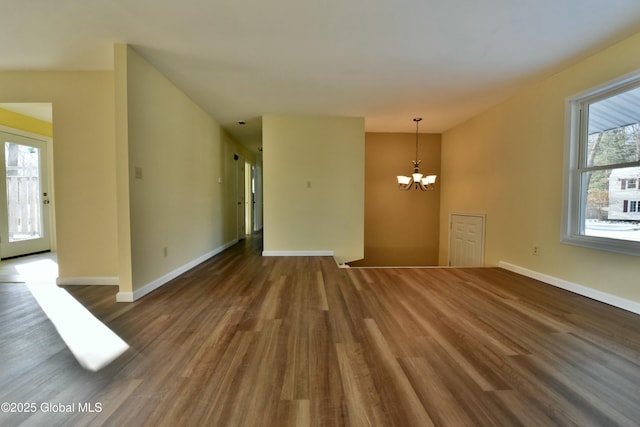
533;245;540;256
163;247;168;257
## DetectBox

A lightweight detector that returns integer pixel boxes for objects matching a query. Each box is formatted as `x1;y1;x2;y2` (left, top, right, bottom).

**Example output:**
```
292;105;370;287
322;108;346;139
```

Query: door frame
235;154;246;240
244;161;252;234
253;163;263;232
0;125;55;257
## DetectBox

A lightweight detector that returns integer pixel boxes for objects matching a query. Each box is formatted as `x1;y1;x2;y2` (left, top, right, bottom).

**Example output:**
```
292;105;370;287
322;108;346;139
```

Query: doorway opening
0;103;55;263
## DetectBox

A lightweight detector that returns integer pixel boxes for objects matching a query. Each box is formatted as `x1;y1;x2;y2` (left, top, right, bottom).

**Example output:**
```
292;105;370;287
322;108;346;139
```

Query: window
624;200;640;213
563;71;640;255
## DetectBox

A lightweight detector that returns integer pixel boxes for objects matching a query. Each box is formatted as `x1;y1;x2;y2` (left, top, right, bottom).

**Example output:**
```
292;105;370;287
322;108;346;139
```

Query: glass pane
583;166;640;242
586;87;640;167
5;142;42;242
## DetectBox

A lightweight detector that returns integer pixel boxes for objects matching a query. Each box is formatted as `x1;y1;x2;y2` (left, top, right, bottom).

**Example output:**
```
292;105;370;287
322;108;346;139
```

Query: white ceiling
2;0;640;151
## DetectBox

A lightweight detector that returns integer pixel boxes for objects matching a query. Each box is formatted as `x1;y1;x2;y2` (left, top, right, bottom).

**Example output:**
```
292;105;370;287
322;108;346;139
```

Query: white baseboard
116;239;238;303
57;276;119;286
262;250;334;257
498;261;640;315
115;291;134;303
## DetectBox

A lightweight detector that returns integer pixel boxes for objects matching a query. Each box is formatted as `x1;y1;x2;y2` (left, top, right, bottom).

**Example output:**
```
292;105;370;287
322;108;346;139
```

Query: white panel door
0;131;51;259
245;161;252;234
449;214;485;267
236;155;246;240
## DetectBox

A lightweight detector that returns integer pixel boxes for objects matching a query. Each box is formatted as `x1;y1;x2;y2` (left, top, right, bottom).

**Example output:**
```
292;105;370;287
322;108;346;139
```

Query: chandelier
397;118;437;191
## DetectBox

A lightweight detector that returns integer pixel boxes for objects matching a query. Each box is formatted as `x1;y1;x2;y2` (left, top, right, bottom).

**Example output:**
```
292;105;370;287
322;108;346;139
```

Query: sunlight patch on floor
27;283;129;371
9;254;129;371
14;256;58;284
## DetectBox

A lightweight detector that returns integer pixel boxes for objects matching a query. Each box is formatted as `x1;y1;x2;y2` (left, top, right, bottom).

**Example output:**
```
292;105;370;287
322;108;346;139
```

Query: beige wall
115;45;254;294
0;71;118;280
351;132;440;266
262;114;364;264
440;31;640;303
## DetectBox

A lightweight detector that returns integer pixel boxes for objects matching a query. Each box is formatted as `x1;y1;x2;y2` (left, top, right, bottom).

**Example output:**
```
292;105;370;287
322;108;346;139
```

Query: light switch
135;167;143;180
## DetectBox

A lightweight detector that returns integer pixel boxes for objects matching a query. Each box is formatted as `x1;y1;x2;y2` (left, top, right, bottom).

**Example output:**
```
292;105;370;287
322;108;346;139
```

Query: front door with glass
0;131;51;259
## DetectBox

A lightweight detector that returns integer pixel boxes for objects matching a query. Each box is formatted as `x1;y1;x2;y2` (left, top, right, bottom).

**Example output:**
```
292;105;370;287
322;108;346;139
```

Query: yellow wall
351;132;440;266
440;31;640;303
0;71;118;280
0;108;53;137
262;114;364;264
116;45;253;293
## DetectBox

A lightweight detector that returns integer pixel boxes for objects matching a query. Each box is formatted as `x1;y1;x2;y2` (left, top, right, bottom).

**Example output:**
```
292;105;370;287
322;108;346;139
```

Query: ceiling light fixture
397;118;437;191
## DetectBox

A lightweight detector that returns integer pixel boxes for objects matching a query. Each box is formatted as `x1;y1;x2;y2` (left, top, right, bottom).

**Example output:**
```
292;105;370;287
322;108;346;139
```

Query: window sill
561;234;640;257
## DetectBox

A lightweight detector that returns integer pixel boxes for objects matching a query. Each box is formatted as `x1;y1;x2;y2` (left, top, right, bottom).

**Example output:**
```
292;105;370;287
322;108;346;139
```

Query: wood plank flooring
1;234;640;426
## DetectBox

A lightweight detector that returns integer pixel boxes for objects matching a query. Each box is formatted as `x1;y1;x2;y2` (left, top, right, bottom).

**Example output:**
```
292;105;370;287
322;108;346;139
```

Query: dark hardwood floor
1;234;640;426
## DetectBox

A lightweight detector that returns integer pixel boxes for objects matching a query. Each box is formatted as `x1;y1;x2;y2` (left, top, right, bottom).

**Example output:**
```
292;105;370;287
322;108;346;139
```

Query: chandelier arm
399;182;412;190
418;181;435;191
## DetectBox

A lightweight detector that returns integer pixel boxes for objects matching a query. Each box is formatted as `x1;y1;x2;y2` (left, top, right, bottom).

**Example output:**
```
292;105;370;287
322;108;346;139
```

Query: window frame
562;70;640;256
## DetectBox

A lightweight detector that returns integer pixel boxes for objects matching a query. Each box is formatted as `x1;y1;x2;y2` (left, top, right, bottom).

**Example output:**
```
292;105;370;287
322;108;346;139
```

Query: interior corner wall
120;45;252;294
0;71;118;281
352;132;440;266
262;114;364;264
114;44;133;294
439;31;640;304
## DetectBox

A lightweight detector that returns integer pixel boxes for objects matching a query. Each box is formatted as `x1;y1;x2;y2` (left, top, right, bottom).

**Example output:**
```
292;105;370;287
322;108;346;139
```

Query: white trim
115;291;134;303
347;265;455;269
566;67;640;102
262;250;334;257
57;276;119;286
0;125;50;142
117;239;238;303
498;261;640;315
